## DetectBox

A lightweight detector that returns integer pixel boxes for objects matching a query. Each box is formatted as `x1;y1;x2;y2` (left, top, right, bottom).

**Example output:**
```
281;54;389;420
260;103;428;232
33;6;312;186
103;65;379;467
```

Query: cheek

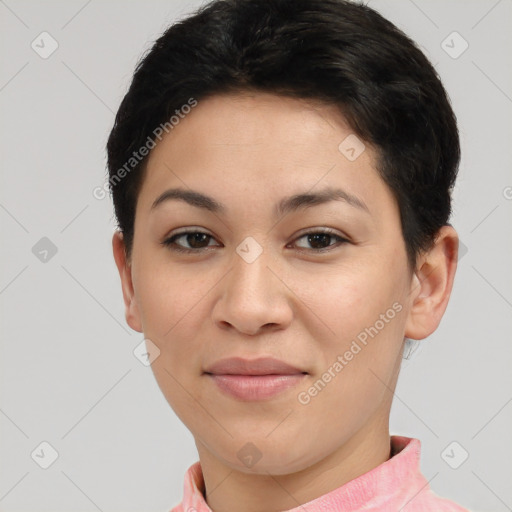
133;263;210;423
306;262;404;343
132;262;211;382
134;259;203;333
304;258;408;393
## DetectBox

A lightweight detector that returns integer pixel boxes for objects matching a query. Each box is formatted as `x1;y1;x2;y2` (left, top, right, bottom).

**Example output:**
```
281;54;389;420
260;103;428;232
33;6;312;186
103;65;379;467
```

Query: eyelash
161;228;349;254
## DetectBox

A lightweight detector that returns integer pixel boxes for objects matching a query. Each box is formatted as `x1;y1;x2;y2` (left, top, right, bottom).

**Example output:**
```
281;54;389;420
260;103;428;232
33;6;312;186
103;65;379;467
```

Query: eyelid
293;226;348;240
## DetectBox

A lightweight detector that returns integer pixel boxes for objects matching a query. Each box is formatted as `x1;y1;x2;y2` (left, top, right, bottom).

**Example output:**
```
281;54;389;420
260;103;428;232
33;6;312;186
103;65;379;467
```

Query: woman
108;0;468;510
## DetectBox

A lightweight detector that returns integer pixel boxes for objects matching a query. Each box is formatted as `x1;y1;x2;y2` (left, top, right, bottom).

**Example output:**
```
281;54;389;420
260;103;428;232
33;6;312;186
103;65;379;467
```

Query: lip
204;356;306;376
204;357;308;401
207;374;306;401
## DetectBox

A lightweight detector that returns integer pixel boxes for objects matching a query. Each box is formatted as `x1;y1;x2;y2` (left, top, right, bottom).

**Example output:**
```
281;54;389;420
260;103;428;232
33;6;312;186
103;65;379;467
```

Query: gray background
1;0;511;511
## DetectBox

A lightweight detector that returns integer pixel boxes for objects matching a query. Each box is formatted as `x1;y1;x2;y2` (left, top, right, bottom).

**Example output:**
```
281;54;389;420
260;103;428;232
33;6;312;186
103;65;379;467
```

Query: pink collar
171;436;468;512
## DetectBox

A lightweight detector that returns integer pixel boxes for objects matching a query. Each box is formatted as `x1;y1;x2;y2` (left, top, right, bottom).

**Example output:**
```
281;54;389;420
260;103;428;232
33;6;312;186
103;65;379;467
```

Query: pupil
188;233;208;248
308;233;330;249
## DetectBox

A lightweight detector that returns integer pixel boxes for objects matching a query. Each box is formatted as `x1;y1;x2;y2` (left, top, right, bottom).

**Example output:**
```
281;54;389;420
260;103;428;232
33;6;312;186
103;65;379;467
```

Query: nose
211;244;294;336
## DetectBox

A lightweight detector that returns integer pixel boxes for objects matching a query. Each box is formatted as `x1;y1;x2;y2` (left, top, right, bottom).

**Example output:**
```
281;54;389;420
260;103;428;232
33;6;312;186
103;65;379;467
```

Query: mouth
203;357;308;401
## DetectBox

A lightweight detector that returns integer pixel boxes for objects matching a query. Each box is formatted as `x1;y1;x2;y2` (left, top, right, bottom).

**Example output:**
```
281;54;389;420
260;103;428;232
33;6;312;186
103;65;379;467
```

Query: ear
112;231;143;333
404;225;459;340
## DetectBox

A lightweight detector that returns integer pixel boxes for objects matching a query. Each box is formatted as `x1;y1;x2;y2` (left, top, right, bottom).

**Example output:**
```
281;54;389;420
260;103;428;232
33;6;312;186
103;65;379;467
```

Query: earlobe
112;231;143;333
404;225;459;340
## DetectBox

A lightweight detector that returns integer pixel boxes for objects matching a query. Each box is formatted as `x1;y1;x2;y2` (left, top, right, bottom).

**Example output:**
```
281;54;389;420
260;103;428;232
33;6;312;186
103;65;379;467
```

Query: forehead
165;92;352;149
137;92;396;219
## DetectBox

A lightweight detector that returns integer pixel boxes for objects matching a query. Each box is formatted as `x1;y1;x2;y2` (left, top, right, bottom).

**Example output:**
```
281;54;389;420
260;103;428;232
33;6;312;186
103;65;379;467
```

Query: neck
196;416;391;512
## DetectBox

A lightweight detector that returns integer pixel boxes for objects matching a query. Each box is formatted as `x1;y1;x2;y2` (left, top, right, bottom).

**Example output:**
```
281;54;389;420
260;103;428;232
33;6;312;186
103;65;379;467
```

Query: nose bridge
212;236;292;334
229;236;275;303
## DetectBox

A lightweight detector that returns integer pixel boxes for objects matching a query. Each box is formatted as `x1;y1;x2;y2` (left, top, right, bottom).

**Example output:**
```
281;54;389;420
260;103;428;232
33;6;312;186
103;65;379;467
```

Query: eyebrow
150;186;370;216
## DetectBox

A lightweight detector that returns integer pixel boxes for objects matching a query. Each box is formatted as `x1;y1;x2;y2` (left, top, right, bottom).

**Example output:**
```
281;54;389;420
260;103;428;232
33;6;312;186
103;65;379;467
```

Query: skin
113;92;458;512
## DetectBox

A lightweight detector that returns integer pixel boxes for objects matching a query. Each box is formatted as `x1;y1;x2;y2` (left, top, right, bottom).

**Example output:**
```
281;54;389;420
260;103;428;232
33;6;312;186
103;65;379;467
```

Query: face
114;92;429;475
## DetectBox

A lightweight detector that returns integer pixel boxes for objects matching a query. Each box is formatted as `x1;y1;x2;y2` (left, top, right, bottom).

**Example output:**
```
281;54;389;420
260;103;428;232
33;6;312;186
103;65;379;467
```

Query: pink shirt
170;436;469;512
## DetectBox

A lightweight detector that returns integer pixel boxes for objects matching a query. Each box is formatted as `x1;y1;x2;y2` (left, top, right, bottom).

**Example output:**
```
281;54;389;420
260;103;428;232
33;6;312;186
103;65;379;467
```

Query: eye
161;228;349;254
291;228;349;252
161;230;220;253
